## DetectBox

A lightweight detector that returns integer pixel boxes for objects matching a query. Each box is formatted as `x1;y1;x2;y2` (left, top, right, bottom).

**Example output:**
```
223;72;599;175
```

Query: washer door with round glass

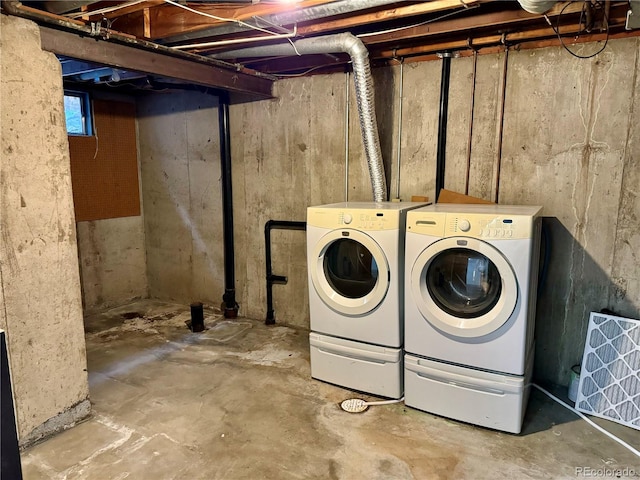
310;229;390;316
411;237;518;338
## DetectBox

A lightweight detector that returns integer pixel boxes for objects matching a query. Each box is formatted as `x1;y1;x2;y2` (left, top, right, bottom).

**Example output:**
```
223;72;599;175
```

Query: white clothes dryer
308;202;427;348
307;201;426;398
404;204;542;375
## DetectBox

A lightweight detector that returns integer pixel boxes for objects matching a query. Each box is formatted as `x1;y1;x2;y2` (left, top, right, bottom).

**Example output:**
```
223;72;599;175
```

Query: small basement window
64;91;92;135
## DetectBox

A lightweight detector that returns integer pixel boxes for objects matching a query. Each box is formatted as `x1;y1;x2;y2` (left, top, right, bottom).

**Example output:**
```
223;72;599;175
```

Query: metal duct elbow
517;0;557;14
213;33;387;202
339;35;387;202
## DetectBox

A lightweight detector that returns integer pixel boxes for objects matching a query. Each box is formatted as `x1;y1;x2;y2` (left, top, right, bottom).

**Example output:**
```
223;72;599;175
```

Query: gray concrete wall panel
500;39;640;384
231;75;346;325
397;61;441;202
77;217;148;310
138;92;223;306
0;15;89;442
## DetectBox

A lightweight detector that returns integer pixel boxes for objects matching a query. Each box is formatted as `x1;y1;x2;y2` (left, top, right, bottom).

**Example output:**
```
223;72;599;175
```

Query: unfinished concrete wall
231;75;347;326
230;37;640;386
137;92;224;306
499;40;640;386
0;16;90;444
77;216;147;311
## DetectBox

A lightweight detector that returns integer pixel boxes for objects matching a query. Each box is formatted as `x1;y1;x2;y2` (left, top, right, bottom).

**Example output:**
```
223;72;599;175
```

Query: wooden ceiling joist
296;0;482;36
89;0;165;20
110;0;335;40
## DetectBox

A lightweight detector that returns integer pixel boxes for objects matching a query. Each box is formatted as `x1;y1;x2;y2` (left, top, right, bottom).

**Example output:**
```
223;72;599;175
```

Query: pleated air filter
576;312;640;430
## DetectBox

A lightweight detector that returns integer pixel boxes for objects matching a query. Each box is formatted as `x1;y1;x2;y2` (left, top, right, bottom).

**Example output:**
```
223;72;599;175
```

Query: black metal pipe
219;92;238;318
264;220;306;325
435;53;453;201
494;48;509;204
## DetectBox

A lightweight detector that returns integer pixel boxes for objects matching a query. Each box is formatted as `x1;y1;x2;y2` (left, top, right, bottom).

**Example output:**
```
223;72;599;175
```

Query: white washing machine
403;204;542;433
307;201;427;398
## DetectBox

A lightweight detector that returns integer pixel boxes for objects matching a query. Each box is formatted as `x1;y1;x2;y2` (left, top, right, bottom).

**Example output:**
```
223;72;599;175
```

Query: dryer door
411;237;518;337
310;229;390;316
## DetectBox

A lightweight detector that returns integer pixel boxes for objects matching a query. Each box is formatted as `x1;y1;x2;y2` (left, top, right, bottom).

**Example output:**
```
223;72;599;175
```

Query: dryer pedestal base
404;353;533;434
310;333;403;399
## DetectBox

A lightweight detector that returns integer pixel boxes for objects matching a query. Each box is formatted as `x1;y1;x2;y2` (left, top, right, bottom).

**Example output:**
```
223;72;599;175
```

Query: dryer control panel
308;208;400;230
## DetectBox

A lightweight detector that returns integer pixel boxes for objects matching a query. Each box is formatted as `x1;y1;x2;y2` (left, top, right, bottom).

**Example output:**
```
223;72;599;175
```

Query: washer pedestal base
404;352;533;434
310;333;403;399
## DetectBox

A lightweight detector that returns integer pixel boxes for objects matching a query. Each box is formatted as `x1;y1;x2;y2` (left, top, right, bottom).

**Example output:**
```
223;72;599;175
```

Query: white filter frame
575;312;640;430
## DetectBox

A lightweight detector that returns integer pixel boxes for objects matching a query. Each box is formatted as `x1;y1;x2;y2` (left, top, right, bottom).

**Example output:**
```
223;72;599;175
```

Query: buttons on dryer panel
479;227;513;238
343;213;353;224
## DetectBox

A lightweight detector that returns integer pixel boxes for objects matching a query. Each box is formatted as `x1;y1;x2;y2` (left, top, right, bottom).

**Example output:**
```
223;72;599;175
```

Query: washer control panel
408;212;533;239
458;219;471;232
448;216;518;238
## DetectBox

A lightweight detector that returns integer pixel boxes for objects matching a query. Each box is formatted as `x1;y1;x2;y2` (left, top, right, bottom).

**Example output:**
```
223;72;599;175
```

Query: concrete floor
21;300;639;479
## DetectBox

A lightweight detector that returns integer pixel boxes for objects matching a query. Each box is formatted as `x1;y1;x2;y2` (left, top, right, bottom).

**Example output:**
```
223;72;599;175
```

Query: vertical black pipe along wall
435;53;452;200
218;93;238;318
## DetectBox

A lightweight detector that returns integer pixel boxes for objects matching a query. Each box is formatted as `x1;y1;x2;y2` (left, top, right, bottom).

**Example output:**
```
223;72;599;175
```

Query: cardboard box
437;189;495;204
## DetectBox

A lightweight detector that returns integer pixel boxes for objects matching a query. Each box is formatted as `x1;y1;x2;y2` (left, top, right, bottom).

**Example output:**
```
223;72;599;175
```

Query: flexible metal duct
214;34;387;202
517;0;557;14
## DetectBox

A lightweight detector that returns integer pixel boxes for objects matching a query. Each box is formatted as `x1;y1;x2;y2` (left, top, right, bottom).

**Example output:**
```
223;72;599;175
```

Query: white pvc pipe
532;384;640;458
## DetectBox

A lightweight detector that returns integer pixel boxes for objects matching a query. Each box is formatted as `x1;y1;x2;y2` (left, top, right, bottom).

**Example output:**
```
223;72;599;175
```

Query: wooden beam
39;26;274;98
143;6;151;38
296;0;482;36
149;0;482;47
361;3;586;46
111;10;146;38
175;0;335;24
92;1;164;20
114;0;333;40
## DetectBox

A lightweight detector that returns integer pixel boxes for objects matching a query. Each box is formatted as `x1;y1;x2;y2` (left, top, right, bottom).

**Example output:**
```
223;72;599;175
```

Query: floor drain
340;397;404;414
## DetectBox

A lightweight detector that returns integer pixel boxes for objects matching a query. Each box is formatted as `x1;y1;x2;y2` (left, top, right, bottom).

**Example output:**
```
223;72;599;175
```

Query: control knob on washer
458;219;471;232
343;213;353;224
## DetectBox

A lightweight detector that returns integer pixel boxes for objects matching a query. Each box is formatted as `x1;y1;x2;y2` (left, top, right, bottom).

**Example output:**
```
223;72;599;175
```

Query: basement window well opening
64;91;92;136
